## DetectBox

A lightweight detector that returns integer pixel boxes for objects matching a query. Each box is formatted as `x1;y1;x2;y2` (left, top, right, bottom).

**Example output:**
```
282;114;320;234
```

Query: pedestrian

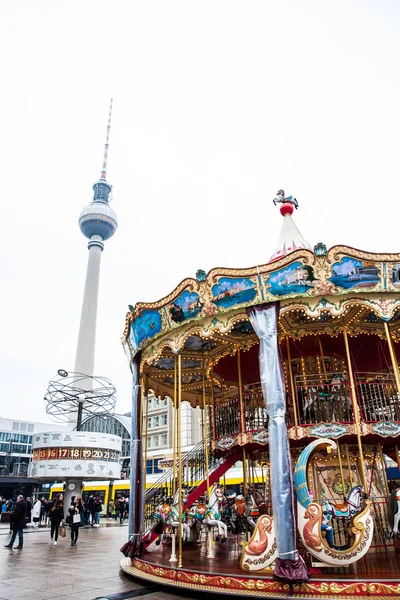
118;496;126;524
85;494;96;526
32;498;42;527
6;497;16;535
94;496;102;526
107;498;114;518
68;496;83;546
25;497;32;524
49;494;64;545
4;495;26;550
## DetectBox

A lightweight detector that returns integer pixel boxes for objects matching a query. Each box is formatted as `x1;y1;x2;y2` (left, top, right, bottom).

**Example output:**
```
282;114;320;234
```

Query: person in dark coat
49;494;64;545
68;496;83;546
4;495;26;549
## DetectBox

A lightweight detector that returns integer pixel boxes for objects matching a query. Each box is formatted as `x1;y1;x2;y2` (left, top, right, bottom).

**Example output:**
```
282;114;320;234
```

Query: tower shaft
74;236;103;377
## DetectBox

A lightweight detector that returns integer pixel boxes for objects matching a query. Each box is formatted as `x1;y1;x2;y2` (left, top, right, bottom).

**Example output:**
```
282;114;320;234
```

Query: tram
120;193;400;597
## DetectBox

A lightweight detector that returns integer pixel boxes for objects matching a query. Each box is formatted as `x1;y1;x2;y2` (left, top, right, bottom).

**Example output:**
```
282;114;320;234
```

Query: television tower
74;99;118;378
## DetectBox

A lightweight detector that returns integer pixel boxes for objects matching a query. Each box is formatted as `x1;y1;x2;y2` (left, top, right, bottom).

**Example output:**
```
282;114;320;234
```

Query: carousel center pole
383;322;400;395
336;441;347;500
345;443;353;486
202;357;210;499
318;336;328;382
172;358;177;499
177;353;183;569
343;329;368;492
286;336;299;427
169;356;178;564
237;348;247;496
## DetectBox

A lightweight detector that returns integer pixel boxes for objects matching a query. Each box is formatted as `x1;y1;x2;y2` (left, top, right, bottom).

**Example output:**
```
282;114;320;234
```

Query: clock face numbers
32;447;120;462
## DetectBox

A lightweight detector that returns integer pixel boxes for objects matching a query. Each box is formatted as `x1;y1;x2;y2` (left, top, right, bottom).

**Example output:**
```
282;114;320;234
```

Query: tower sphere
79;200;118;241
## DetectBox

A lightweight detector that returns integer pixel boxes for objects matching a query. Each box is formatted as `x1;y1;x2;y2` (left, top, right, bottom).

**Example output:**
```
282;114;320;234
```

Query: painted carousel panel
130;309;162;350
328;257;381;291
265;261;316;297
211;277;258;310
168;290;203;323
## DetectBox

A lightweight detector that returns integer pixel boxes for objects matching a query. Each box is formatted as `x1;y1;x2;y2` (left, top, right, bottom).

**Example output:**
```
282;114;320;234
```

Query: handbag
73;513;81;524
59;525;66;538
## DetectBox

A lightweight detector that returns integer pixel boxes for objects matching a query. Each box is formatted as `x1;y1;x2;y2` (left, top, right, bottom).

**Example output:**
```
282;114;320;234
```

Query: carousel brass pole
177;353;183;568
343;329;368;492
286;336;299;427
237;348;247;496
336;441;346;500
345;443;353;486
384;322;400;395
395;445;400;472
202;357;210;500
172;358;177;498
379;444;390;497
318;336;328;382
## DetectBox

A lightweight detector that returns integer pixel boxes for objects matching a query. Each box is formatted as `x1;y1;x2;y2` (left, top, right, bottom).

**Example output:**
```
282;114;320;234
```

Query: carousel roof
269;201;311;262
122;190;400;404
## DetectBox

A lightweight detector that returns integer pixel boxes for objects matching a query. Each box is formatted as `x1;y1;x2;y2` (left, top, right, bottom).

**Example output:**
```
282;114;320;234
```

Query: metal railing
295;375;352;426
355;373;400;422
144;433;217;531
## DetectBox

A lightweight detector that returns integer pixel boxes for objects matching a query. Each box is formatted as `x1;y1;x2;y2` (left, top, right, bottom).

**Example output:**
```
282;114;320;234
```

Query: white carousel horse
294;438;374;567
199;484;228;542
322;485;365;521
386;487;400;538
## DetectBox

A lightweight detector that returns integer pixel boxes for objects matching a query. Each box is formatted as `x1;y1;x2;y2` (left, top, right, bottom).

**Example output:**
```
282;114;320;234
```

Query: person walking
107;498;114;518
6;497;16;535
31;498;41;527
49;494;64;545
94;496;102;526
4;495;26;550
118;496;126;524
68;496;83;546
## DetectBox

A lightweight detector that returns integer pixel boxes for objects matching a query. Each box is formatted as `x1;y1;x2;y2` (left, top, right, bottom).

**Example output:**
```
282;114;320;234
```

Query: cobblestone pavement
0;523;205;600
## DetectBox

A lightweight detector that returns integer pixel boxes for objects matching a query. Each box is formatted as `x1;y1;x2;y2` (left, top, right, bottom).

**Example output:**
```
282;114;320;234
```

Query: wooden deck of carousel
121;535;400;598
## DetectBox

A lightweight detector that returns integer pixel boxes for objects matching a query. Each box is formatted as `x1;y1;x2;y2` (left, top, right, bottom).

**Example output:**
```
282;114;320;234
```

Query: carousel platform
120;537;400;598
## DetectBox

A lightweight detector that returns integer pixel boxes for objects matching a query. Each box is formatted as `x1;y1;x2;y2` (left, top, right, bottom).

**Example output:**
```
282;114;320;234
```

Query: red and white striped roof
269;203;311;262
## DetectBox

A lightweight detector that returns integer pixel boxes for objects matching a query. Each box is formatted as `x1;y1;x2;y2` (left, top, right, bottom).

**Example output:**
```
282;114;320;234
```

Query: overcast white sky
1;0;399;423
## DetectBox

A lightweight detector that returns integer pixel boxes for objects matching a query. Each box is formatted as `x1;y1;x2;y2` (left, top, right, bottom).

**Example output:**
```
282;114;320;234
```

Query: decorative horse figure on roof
273;189;299;209
294;438;374;566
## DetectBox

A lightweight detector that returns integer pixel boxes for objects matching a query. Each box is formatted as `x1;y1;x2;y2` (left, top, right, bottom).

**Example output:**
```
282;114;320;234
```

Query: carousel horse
247;484;268;515
202;484;228;542
231;494;258;534
146;491;191;550
322;485;365;522
294;437;374;567
386;487;400;538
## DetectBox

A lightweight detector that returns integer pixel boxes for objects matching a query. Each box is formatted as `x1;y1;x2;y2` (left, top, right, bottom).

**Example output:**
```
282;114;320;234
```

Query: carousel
120;191;400;597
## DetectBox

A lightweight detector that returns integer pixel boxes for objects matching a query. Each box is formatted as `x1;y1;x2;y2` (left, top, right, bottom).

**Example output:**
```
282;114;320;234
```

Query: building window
146;459;153;474
27;424;34;432
147;418;152;429
161;433;167;446
161;414;167;426
12;423;19;431
148;397;152;409
153;435;159;447
153;416;159;428
147;437;151;448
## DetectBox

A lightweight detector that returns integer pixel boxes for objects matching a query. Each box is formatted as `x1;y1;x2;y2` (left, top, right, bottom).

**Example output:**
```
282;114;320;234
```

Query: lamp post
77;394;86;431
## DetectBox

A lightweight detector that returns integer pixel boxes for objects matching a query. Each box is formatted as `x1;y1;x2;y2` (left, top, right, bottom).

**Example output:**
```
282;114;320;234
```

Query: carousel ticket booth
120;196;400;597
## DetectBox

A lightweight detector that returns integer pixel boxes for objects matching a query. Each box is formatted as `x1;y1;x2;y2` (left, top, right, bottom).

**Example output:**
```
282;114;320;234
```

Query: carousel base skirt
120;540;400;598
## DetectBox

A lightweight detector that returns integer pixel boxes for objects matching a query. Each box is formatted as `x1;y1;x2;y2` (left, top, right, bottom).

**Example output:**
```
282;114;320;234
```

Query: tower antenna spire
100;98;113;181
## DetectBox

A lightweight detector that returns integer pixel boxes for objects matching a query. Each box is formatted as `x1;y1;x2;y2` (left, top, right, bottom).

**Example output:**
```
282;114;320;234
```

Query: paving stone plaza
0;523;199;600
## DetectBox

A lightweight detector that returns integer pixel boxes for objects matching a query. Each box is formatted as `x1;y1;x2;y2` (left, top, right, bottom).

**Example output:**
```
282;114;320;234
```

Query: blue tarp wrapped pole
247;304;308;583
128;355;142;551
